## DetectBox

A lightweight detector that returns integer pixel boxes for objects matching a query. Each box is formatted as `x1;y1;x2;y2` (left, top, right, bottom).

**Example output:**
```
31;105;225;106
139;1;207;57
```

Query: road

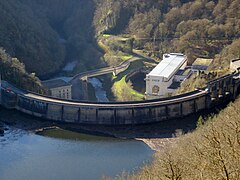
70;56;142;83
2;80;208;108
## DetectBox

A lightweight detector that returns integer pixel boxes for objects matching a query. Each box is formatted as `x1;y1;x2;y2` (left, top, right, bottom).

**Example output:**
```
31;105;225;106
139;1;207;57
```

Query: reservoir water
0;125;153;180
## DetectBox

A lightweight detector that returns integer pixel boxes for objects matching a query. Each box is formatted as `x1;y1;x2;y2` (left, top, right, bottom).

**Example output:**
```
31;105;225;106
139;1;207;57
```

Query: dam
0;72;240;126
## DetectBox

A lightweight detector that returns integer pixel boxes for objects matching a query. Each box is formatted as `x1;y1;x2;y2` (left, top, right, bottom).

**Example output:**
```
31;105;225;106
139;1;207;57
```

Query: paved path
3;78;207;107
70;55;142;83
2;79;207;108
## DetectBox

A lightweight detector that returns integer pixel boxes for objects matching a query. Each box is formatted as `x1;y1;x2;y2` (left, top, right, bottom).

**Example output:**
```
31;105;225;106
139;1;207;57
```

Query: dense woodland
0;0;104;78
94;0;240;64
0;48;44;93
0;0;239;78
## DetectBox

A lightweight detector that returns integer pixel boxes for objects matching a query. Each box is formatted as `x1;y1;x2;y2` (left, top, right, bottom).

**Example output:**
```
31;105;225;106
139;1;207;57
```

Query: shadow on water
36;128;120;142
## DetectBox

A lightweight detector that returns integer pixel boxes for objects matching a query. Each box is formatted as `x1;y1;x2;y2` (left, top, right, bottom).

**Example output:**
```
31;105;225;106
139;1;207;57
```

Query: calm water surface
0;126;153;180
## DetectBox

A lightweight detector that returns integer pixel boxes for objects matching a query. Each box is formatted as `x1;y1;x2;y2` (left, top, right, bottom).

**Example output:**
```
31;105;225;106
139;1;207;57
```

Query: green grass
98;40;110;52
102;34;111;37
97;33;137;69
119;55;133;61
103;34;131;41
112;75;144;101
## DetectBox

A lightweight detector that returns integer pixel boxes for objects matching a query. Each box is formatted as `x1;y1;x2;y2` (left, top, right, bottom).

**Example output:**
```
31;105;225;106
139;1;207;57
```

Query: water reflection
37;128;122;142
0;127;153;180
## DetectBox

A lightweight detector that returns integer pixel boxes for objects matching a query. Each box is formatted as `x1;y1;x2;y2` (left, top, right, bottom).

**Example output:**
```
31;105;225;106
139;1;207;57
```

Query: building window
152;85;160;94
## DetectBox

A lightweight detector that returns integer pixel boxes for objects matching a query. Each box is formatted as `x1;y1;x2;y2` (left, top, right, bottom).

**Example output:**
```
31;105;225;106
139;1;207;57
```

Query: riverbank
136;138;176;152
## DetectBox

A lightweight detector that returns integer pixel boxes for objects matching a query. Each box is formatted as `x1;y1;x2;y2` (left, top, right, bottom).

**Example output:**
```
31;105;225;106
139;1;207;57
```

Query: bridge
70;50;156;82
70;57;134;82
1;71;239;125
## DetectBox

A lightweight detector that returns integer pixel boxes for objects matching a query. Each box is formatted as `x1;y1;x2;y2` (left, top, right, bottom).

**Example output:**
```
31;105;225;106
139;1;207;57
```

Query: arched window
152;85;160;94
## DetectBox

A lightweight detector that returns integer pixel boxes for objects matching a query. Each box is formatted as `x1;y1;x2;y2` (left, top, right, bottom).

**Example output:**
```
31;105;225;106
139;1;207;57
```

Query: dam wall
1;73;239;125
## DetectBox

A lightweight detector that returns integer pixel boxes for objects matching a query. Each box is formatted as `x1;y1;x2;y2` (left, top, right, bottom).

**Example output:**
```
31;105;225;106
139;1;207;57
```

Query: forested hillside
0;48;44;93
0;0;239;78
124;97;240;179
94;0;240;63
0;0;104;78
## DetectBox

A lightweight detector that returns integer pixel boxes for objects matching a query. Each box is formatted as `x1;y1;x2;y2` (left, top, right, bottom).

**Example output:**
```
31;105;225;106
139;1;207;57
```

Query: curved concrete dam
1;73;240;125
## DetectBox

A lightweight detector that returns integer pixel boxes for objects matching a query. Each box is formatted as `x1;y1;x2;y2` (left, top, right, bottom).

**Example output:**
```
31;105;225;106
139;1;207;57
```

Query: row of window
59;89;69;94
58;92;70;98
146;79;160;82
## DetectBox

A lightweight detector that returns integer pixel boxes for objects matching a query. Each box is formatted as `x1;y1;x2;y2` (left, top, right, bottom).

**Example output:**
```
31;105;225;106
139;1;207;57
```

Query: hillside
0;48;44;93
0;0;104;78
123;97;240;180
0;0;239;78
94;0;240;64
176;38;240;94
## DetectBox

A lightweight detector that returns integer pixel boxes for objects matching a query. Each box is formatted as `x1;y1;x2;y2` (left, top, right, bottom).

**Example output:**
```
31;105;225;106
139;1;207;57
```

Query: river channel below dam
0;118;153;180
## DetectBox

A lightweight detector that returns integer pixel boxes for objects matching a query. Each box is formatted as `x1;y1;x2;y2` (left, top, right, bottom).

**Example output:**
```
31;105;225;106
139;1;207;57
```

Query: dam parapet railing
0;72;240;125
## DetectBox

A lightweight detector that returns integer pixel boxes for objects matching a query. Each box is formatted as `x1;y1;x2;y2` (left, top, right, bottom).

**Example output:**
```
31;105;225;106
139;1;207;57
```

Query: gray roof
42;79;71;89
168;81;181;90
175;69;185;76
176;68;192;76
147;53;187;81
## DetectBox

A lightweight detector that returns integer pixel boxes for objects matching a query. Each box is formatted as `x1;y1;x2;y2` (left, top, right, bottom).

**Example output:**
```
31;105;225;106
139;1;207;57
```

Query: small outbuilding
191;58;213;72
230;59;240;72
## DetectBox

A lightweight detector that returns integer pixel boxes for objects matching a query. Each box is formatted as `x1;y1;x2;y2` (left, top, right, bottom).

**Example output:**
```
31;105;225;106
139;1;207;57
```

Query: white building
42;79;72;100
145;53;188;97
230;59;240;72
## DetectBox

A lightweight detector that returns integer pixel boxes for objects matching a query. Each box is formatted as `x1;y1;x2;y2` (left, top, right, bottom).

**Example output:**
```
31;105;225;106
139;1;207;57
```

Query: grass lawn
113;75;145;101
119;55;133;61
